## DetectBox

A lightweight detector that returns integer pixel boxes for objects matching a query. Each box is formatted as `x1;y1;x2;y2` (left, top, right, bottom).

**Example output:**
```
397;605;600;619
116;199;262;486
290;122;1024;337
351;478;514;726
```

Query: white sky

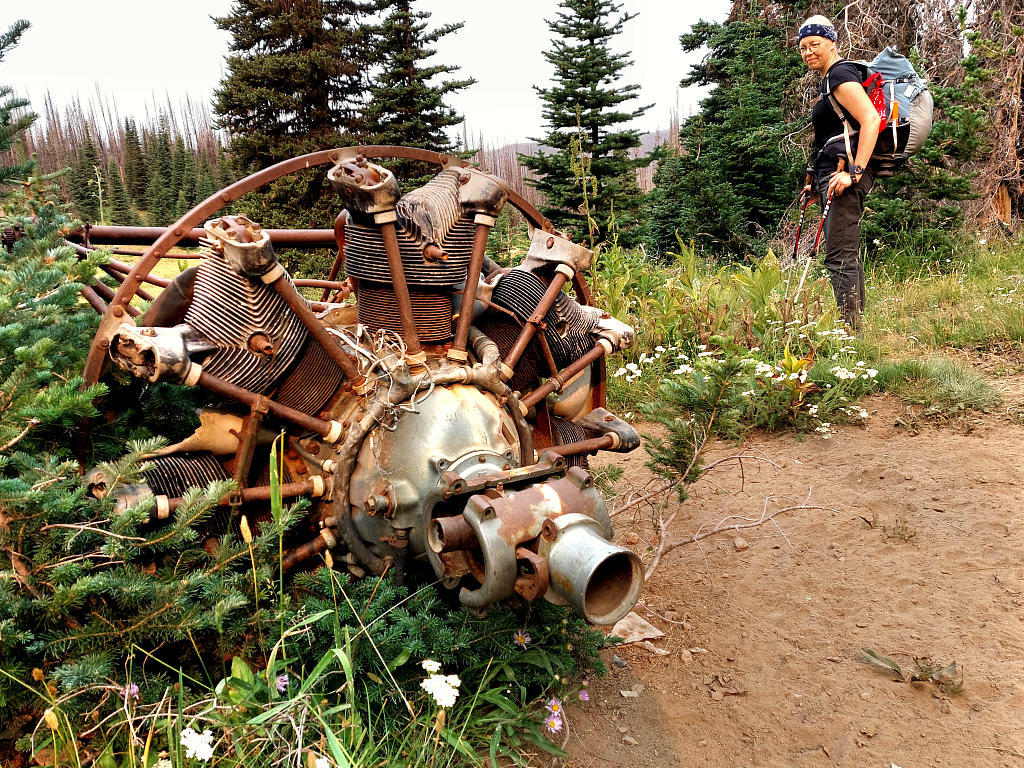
3;0;732;144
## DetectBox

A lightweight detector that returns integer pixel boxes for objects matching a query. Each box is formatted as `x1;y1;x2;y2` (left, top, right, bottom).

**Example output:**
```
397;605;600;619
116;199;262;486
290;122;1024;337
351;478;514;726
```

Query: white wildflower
865;368;878;378
155;760;172;768
750;346;760;352
808;404;819;416
180;727;215;763
421;659;442;673
671;364;694;375
421;673;461;708
655;345;666;352
613;367;626;377
698;350;715;358
315;757;330;768
740;389;756;397
831;366;857;380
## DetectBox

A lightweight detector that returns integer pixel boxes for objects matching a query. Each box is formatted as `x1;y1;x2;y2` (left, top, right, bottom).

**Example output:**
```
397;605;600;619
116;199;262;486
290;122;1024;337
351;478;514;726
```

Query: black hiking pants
815;167;874;328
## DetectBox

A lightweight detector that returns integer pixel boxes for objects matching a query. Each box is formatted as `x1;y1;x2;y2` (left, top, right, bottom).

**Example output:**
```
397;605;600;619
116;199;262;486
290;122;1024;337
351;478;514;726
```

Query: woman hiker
798;15;880;328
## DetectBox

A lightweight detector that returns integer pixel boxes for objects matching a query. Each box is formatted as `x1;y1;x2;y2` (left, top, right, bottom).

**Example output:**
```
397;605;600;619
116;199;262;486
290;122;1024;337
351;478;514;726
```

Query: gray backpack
823;47;934;177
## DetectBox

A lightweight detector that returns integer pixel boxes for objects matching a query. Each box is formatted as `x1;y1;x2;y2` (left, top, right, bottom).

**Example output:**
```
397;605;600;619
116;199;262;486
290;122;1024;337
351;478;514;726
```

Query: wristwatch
849;164;864;183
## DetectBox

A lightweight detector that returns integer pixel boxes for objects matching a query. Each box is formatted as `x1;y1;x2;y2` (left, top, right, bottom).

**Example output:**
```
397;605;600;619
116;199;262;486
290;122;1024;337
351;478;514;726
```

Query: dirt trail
565;377;1024;768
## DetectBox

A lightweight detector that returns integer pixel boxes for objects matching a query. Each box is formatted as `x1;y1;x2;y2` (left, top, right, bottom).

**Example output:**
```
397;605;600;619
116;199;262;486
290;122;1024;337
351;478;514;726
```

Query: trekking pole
791;194;810;263
795;158;845;302
784;190;812;299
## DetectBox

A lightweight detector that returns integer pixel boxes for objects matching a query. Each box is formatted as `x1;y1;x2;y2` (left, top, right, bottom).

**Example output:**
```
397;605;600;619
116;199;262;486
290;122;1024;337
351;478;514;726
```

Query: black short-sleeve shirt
812;60;863;169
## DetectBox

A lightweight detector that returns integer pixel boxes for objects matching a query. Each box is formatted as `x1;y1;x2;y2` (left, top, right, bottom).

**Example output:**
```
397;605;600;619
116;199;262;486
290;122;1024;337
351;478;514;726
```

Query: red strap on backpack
862;72;888;131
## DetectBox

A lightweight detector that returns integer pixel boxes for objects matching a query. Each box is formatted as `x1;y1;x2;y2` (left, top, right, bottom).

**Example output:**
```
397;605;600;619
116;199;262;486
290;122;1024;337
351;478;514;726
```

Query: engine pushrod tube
449;220;492;359
502;270;570;375
164;479;322;514
197;371;342;440
520;342;610;410
269;276;366;389
379;220;424;360
543;435;616;458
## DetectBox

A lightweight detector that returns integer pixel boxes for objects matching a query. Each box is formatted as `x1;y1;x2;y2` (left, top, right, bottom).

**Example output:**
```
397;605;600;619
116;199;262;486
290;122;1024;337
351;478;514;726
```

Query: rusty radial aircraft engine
80;146;642;625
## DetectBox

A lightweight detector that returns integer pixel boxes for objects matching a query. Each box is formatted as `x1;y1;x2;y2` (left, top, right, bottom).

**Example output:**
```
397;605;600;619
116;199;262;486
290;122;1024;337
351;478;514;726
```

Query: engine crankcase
348;383;521;561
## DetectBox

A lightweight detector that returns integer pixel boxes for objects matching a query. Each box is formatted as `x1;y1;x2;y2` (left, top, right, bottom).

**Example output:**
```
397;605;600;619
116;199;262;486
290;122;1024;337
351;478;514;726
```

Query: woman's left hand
827;170;854;197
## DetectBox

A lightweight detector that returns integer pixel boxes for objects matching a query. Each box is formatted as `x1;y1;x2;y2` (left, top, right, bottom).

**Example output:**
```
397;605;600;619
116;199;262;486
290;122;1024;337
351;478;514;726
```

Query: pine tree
518;0;652;245
648;16;804;258
213;0;375;173
70;129;102;223
143;124;175;225
122;118;147;205
0;20;35;191
104;157;135;225
363;0;474;184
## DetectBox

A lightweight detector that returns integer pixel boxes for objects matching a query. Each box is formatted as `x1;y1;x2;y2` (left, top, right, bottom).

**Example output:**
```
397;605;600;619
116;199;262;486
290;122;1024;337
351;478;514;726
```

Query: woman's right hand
801;184;819;205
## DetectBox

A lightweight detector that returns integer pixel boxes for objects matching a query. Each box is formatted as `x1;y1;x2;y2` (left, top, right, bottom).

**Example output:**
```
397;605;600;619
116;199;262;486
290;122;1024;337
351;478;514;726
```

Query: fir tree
363;0;474;184
0;20;35;190
104;157;134;225
70;129;102;222
143;124;174;225
122;118;147;205
213;0;376;172
519;0;653;245
649;16;804;258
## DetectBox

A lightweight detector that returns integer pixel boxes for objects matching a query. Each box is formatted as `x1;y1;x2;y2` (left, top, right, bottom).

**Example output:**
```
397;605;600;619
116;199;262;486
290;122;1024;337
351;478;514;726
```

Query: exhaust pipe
539;513;643;625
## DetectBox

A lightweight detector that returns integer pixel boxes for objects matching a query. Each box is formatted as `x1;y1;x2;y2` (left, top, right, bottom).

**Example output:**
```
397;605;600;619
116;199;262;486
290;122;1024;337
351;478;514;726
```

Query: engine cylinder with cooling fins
356;284;454;343
142;453;229;499
271;335;345;415
343;212;477;342
184;254;308;393
343;218;477;286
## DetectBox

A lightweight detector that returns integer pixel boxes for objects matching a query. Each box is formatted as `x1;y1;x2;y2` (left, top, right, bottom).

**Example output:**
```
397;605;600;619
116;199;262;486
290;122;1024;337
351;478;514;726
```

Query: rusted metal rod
80;286;108;314
197;370;343;441
269;276;366;389
91;280;141;317
379;219;424;361
281;535;330;570
292;278;350;292
502;269;571;376
104;258;170;288
165;479;322;514
449;217;493;361
542;434;615;457
99;266;155;302
323;211;348;302
520;341;610;410
75;225;339;249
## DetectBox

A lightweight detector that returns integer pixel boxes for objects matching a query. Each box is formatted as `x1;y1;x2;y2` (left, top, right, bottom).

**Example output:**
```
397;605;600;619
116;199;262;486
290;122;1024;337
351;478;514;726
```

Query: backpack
823;47;933;178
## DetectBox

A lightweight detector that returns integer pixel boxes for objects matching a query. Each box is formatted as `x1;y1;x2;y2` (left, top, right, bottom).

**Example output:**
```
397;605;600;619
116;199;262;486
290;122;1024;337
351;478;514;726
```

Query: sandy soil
562;376;1024;768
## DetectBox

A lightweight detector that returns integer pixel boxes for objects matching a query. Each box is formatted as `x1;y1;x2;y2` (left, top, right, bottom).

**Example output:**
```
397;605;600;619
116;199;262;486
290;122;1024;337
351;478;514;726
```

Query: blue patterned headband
798;23;836;42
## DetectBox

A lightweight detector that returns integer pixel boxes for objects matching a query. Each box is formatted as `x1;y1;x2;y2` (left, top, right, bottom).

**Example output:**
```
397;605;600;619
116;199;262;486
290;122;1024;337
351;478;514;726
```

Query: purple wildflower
545;714;563;733
275;673;289;694
578;689;590;702
513;630;531;649
546;697;563;715
122;682;140;702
